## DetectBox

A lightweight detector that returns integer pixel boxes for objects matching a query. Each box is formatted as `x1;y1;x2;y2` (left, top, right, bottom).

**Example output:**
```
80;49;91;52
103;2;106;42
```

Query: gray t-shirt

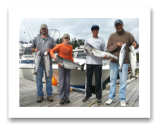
84;37;106;65
31;34;56;65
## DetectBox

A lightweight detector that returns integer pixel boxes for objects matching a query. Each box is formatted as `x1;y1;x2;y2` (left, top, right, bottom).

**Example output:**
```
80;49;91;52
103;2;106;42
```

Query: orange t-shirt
50;43;74;66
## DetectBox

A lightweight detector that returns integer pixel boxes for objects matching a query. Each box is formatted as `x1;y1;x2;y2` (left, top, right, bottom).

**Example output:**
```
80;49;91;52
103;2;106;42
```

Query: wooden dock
19;78;139;107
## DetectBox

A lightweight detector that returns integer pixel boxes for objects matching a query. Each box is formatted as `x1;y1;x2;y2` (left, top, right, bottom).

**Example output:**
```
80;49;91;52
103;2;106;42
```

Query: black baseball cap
91;25;99;31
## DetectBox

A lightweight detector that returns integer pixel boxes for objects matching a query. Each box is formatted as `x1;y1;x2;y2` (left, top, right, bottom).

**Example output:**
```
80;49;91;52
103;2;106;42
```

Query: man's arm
107;35;119;53
31;37;38;53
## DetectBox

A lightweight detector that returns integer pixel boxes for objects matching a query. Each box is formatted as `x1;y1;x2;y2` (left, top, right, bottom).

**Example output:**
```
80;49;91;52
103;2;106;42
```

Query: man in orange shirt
50;33;74;104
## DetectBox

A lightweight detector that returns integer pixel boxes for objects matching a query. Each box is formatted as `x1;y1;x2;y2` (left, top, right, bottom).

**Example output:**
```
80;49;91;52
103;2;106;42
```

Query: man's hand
117;42;123;47
132;42;137;48
35;47;38;54
53;55;57;60
104;55;108;59
46;48;50;53
84;47;87;51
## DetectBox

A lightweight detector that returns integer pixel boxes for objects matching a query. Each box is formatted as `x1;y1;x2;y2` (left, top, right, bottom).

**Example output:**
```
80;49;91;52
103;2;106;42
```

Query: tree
56;38;60;44
59;37;63;43
72;37;79;49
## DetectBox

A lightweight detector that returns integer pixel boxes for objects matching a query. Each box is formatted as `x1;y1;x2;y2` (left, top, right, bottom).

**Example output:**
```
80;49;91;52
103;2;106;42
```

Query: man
31;24;56;103
106;19;139;107
83;25;108;104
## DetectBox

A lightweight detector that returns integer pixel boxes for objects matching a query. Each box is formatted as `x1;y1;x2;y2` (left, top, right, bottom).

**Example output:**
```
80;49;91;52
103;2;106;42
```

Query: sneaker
97;98;101;104
47;96;53;102
82;97;89;102
106;99;113;105
120;101;126;107
59;99;65;104
37;97;43;103
64;97;70;103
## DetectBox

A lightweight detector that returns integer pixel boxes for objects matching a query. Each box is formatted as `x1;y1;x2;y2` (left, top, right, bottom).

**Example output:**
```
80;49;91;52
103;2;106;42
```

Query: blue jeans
35;65;53;97
109;62;129;101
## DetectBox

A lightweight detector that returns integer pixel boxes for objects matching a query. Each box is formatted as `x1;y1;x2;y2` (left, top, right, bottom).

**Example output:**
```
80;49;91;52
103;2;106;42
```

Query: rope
87;93;109;107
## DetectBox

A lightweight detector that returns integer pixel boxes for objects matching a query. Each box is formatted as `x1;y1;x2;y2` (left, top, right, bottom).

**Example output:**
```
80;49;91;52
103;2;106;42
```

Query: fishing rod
24;19;34;39
30;18;37;36
22;19;32;42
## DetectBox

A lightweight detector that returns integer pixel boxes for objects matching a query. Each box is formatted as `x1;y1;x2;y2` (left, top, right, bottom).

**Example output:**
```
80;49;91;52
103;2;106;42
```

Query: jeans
35;65;53;97
109;62;129;101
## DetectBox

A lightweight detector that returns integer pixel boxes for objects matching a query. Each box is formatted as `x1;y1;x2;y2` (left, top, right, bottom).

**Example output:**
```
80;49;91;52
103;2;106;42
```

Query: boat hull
19;65;110;86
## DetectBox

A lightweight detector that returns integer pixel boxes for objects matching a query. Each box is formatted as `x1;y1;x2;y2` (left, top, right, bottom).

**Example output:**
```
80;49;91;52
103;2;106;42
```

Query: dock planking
19;78;139;107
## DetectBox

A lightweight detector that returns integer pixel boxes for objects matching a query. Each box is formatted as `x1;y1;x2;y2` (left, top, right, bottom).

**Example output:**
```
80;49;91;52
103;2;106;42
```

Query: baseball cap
91;25;99;31
114;19;123;26
63;33;70;39
41;24;48;29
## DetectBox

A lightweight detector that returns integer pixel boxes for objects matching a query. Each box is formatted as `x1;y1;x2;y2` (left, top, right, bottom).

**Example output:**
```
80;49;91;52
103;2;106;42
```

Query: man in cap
83;25;108;104
31;24;56;103
106;19;139;107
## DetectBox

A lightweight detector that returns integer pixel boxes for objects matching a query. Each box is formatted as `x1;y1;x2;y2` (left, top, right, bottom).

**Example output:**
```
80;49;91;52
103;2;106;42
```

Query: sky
8;6;151;118
19;18;139;52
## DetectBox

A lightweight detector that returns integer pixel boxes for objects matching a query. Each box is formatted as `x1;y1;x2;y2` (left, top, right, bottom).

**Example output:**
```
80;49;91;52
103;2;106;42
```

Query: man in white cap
31;24;56;103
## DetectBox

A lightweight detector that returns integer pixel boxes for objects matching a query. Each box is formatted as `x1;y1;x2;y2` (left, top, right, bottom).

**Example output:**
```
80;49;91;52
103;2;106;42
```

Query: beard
41;32;47;35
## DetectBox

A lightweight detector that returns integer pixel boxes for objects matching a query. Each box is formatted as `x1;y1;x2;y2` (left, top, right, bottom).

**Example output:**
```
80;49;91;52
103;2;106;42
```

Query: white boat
19;45;110;86
19;54;110;86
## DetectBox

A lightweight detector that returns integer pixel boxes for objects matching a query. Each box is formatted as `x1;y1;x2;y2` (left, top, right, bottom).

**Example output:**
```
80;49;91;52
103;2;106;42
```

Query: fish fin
81;63;85;72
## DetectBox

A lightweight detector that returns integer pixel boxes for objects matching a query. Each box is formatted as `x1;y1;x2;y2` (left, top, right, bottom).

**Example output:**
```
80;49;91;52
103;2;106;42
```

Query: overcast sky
19;18;139;51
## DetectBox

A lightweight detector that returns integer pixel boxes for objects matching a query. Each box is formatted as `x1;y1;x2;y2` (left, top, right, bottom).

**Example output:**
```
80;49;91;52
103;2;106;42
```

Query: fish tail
113;55;118;59
46;76;51;80
81;63;85;72
33;72;37;75
118;68;122;73
130;75;137;79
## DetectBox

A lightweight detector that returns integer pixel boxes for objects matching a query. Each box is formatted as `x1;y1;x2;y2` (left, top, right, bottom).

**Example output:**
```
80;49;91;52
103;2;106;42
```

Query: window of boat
24;47;32;55
77;53;86;59
21;60;34;64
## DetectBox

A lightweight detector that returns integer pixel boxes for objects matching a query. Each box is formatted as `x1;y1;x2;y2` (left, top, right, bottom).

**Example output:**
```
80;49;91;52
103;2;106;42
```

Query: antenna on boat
24;31;29;43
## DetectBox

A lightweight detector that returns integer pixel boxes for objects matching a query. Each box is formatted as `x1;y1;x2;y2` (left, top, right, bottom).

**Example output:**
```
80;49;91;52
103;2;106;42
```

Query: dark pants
86;64;102;99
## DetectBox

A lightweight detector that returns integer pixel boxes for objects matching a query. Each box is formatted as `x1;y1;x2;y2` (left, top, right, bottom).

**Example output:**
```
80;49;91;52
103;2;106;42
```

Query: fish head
43;51;48;56
56;55;63;63
37;51;40;55
85;43;93;54
120;43;126;53
129;45;134;52
36;51;41;57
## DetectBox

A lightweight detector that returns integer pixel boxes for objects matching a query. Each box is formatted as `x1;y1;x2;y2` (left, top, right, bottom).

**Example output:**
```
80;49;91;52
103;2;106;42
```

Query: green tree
72;38;79;49
59;37;63;43
56;38;60;44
